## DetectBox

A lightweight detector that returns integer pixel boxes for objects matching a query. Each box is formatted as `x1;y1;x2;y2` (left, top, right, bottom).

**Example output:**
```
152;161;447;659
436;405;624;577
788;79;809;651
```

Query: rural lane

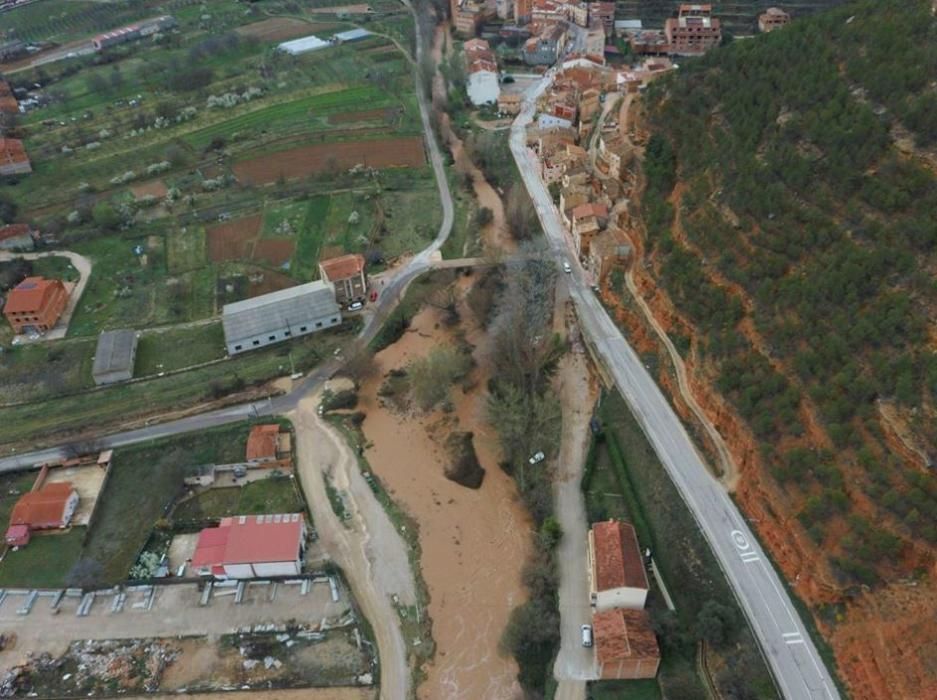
551;353;598;699
290;396;416;700
510;70;841;700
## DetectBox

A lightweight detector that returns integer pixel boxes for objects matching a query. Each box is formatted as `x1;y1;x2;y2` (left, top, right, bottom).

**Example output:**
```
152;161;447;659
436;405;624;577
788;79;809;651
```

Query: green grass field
0;336;96;403
0;319;357;450
172;475;303;522
0;528;86;588
588;679;661;700
82;423;251;584
135;322;225;375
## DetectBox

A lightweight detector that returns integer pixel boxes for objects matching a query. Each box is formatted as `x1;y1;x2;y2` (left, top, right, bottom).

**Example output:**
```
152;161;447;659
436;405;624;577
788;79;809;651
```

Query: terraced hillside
632;1;937;699
616;0;850;34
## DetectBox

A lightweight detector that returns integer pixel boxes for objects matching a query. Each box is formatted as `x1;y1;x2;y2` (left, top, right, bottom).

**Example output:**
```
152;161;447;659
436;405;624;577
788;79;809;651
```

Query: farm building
587;519;649;610
92;329;139;385
190;513;306;579
3;276;68;334
5;481;79;547
593;608;660;680
221;281;341;355
277;35;330;55
319;253;368;308
92;15;176;51
333;28;372;43
0;137;31;176
0;223;36;251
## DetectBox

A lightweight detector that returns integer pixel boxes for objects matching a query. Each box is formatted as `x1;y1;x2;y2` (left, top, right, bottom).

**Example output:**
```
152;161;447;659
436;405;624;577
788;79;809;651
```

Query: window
253;340;260;346
284;330;291;337
300;326;307;332
234;345;243;351
315;321;322;328
268;335;276;341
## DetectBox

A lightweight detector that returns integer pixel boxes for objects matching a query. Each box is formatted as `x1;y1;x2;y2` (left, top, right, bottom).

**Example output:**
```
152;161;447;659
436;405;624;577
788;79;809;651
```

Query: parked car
563;260;572;274
347;300;364;311
581;624;593;647
529;451;545;465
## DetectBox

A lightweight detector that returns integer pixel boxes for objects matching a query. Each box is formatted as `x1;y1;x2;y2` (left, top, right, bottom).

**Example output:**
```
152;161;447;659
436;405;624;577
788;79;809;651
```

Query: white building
221;281;341;355
538;113;573;130
588;520;650;610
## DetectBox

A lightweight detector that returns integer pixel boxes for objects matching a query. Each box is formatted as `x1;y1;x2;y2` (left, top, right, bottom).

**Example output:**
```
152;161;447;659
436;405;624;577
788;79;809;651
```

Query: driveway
0;249;92;342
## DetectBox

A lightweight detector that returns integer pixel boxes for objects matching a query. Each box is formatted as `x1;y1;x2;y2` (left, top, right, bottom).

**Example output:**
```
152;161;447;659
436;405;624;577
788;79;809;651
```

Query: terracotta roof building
5;481;79;547
191;513;306;579
319;253;368;308
593;608;661;680
3;276;68;334
588;519;649;610
246;424;282;463
0;223;36;251
0;137;31;176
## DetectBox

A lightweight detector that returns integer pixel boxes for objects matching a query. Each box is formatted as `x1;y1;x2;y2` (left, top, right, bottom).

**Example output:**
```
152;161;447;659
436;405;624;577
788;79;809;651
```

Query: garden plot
232;136;425;184
206;214;263;263
235;17;335;42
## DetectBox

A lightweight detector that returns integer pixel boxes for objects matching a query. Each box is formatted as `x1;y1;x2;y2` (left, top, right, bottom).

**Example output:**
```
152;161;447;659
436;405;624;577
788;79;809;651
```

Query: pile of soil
444;432;485;489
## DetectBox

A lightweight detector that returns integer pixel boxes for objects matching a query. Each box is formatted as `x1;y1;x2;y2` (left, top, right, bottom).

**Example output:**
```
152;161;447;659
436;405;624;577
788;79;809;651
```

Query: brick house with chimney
5;481;79;547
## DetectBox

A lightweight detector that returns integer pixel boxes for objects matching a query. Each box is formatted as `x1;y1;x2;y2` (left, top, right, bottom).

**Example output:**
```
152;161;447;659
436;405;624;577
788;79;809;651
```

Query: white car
562;260;572;274
581;624;593;647
529;451;545;465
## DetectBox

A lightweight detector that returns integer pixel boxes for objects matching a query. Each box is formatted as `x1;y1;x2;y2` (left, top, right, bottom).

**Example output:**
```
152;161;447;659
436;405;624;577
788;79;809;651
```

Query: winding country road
510;68;840;700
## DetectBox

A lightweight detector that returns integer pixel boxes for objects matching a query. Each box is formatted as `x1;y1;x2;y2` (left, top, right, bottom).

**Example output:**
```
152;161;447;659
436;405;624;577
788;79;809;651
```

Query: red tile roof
4;277;65;314
0;137;29;166
572;202;609;221
191;513;304;568
0;223;31;241
594;608;660;663
592;520;649;592
246;424;280;461
9;482;75;528
319;253;366;282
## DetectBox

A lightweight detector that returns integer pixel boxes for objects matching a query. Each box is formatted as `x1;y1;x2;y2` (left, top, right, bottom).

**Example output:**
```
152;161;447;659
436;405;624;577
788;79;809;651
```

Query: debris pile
0;639;178;697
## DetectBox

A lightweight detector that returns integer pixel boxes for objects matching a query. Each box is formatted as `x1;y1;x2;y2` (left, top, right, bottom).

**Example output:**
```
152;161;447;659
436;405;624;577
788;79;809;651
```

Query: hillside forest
639;1;937;698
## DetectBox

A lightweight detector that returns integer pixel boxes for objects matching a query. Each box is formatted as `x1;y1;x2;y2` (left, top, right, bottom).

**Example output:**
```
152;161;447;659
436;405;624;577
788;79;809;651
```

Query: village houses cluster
524;58;667;285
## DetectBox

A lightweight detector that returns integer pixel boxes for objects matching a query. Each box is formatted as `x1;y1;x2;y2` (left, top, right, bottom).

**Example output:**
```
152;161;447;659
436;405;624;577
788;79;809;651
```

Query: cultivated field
233;136;426;184
0;0;439;430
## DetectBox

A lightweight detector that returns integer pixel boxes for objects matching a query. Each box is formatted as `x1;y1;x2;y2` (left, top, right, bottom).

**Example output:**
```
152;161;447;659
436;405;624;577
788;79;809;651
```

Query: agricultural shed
277;35;330;55
221;281;341;355
92;329;138;385
333;28;372;43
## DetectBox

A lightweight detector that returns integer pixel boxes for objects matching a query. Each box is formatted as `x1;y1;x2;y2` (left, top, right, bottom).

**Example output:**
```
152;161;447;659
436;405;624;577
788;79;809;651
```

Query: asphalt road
510;71;840;700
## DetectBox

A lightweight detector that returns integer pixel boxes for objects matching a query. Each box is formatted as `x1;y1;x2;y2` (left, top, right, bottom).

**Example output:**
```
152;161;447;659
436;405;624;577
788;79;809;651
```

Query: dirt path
358;285;531;699
0;250;92;341
551;351;598;689
289;398;416;700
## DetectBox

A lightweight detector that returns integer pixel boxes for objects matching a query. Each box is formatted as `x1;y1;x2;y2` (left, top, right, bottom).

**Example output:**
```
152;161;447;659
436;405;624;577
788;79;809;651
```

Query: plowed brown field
236;17;333;41
232;137;425;184
207;215;262;262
